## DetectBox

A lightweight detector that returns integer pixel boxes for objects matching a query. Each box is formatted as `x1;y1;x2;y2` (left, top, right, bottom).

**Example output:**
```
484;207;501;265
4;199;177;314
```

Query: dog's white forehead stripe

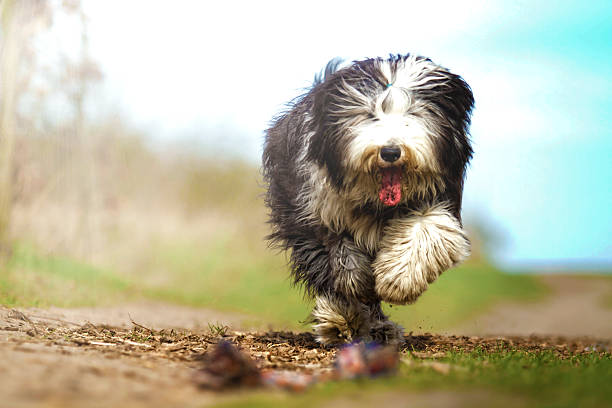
378;56;445;90
376;58;446;116
376;87;410;115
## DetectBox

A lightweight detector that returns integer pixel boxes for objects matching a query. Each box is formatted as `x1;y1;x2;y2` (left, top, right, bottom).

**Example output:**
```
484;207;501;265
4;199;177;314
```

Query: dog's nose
380;145;402;163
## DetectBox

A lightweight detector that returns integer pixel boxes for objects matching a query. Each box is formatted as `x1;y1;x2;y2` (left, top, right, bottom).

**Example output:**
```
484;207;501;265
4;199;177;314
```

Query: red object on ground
335;342;400;379
261;370;315;392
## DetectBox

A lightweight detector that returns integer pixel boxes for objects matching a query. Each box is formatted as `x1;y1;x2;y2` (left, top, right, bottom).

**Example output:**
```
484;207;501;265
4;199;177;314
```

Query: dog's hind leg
311;293;372;344
306;234;379;345
290;232;402;345
327;235;377;304
372;202;470;305
309;235;374;344
311;296;404;346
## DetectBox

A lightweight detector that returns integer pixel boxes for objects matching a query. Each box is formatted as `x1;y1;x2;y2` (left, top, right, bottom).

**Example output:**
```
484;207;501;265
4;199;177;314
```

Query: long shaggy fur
263;54;474;345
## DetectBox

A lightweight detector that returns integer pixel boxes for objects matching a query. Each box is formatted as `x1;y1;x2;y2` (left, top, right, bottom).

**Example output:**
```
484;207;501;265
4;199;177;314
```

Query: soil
1;275;611;408
454;275;612;338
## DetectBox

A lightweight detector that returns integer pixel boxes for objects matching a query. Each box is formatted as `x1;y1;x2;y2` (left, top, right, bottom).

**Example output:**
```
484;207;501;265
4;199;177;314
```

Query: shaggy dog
263;54;473;346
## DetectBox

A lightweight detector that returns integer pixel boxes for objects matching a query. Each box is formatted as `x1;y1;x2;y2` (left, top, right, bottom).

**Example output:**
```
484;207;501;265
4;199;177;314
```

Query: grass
134;236;547;331
0;236;547;332
208;322;230;336
216;350;612;408
0;243;133;307
137;236;309;328
385;261;548;332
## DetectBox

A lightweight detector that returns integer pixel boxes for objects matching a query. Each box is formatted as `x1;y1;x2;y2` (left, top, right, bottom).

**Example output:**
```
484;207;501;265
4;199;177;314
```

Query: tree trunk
0;0;19;251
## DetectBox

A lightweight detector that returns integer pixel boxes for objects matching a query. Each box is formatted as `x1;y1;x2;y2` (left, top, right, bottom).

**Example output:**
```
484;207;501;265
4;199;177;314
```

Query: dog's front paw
373;203;470;305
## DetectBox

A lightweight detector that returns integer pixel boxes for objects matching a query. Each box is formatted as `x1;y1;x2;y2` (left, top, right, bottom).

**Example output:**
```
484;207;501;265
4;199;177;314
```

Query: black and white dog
263;54;473;345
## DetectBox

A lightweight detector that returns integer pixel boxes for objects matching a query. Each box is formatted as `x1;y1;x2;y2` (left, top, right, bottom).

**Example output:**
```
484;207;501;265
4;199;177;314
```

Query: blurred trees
0;0;52;251
0;0;101;255
0;0;19;250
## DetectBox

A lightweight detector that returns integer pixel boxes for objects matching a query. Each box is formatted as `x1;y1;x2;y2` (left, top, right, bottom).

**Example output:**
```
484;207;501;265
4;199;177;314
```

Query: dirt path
1;307;608;408
454;275;612;338
21;302;249;331
1;275;611;408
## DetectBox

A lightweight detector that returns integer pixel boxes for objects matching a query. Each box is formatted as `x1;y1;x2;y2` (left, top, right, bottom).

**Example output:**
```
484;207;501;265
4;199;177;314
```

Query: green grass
0;243;133;307
137;237;547;331
384;262;548;332
216;350;612;408
139;236;308;327
0;238;548;330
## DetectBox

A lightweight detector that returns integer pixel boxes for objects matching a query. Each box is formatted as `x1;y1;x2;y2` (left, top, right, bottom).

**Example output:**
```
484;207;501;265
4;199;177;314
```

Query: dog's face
307;55;474;207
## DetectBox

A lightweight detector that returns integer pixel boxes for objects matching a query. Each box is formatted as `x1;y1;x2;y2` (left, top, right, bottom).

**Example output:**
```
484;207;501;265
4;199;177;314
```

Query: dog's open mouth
379;167;402;206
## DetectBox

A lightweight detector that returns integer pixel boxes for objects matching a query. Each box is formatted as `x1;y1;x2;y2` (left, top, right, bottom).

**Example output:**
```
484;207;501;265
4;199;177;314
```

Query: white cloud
84;0;502;135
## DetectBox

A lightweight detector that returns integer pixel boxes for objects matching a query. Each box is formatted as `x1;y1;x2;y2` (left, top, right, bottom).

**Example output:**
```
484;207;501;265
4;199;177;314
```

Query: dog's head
307;54;474;207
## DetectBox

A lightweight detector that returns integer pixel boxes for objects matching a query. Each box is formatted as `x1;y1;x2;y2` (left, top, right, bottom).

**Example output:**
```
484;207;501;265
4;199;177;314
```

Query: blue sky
459;1;612;268
78;0;611;269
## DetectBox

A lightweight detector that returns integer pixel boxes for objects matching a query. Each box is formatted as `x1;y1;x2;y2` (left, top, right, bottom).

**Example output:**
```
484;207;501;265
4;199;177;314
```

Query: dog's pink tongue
379;167;402;206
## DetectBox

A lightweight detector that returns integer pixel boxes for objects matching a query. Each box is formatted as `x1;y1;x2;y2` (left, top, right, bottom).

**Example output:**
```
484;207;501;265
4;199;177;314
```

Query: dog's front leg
372;202;470;305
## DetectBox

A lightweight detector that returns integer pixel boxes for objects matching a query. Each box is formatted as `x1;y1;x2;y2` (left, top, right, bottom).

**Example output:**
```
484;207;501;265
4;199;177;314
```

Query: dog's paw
369;319;405;347
373;203;470;305
311;295;372;345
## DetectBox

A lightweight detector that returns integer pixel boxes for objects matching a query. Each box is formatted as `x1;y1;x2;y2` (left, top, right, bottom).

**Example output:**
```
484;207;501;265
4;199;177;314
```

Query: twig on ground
128;314;156;334
112;336;152;348
8;309;39;335
89;341;116;347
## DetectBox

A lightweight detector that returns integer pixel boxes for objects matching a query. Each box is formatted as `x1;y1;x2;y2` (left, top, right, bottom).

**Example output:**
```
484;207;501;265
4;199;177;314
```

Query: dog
262;54;473;345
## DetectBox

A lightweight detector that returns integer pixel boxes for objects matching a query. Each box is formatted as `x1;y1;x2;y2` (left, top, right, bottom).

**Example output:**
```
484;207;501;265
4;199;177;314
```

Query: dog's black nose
380;146;402;163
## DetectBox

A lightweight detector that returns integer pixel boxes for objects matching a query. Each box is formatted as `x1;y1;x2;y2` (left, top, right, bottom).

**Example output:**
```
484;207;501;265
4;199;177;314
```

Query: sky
77;0;611;270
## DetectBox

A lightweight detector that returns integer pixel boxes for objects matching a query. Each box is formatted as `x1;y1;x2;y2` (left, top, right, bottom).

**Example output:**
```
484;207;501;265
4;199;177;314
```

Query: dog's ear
430;72;474;220
421;69;474;169
444;73;474;138
314;58;344;86
309;75;346;188
311;58;345;125
444;72;474;171
312;76;330;130
308;63;353;189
